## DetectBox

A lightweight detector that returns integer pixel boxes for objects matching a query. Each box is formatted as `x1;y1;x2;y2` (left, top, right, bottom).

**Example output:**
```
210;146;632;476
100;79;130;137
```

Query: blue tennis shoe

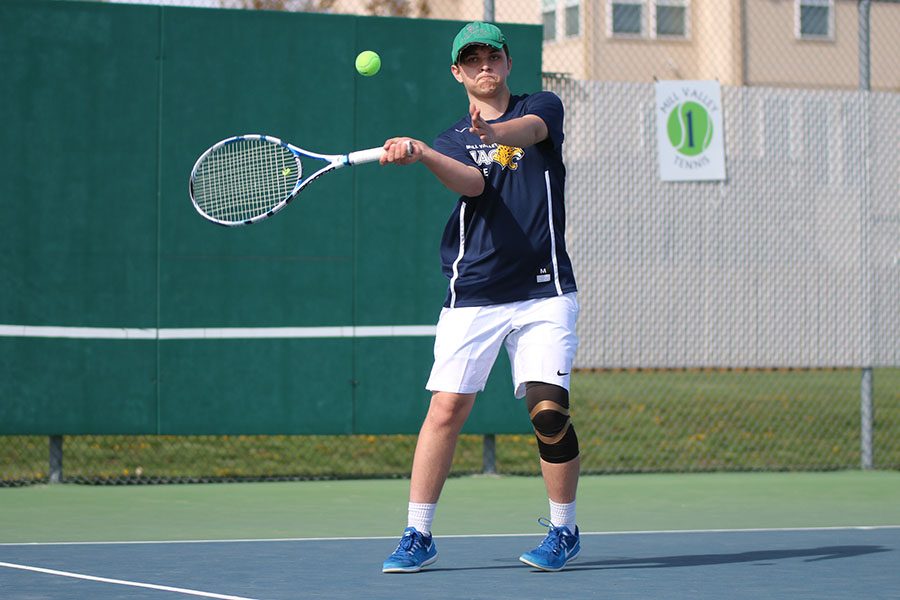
518;517;580;571
382;527;438;573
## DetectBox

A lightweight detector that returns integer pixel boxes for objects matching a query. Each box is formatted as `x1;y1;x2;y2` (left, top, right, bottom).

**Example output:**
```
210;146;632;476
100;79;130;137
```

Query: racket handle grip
347;147;385;165
347;141;413;166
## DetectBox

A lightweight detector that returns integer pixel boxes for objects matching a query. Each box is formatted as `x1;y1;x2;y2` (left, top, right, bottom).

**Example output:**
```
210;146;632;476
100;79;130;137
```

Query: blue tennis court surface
2;527;897;599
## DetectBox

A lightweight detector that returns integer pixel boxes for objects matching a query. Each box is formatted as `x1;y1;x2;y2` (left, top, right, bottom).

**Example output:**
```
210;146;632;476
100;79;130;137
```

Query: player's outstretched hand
469;104;496;145
380;138;420;165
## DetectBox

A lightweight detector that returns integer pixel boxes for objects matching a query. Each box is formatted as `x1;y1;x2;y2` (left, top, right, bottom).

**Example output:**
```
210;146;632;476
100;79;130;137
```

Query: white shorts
425;293;579;399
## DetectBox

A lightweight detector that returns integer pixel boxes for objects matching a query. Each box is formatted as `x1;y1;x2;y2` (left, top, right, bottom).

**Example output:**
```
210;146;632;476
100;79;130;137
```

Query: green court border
1;471;898;543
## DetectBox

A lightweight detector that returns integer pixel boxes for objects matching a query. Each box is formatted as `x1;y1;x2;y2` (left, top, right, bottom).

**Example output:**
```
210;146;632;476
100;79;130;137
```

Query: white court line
0;324;436;340
1;525;898;547
0;561;259;600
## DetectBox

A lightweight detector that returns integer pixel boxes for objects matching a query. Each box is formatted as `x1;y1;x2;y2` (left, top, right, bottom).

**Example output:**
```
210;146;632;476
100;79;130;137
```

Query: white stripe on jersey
544;170;563;295
448;202;467;308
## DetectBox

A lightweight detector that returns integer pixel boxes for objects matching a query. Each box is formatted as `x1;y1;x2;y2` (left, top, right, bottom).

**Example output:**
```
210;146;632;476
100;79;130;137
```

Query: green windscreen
0;0;542;435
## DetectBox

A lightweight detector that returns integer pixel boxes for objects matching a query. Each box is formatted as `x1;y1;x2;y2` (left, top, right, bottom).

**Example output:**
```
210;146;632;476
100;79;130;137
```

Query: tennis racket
189;134;408;226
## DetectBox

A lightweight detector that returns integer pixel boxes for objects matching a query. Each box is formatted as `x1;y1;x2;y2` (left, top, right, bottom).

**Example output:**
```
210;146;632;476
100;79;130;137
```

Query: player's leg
519;381;581;571
382;392;475;574
540;453;579;506
529;381;580;505
409;391;477;505
383;305;510;573
505;293;581;571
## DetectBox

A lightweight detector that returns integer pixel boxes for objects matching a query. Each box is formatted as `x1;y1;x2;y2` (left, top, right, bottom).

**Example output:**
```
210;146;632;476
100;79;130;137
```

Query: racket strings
192;139;301;223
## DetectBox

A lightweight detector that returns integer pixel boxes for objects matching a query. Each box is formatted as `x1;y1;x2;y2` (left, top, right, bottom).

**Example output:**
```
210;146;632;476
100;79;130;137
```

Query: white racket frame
189;134;386;226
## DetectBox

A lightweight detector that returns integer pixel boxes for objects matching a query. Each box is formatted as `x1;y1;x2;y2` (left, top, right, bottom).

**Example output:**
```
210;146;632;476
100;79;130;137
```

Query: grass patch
2;369;898;484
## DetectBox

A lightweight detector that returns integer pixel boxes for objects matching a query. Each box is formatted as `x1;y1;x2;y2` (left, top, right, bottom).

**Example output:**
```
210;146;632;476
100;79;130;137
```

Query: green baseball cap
451;21;507;64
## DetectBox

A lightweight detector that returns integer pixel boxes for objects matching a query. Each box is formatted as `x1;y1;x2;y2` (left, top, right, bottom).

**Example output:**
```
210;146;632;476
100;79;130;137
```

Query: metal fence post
49;435;64;483
859;0;871;92
861;368;874;470
483;0;494;22
857;1;874;472
482;434;496;474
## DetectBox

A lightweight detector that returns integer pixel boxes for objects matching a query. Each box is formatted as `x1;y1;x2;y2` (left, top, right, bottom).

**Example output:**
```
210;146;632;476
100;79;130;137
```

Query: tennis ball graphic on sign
667;101;713;157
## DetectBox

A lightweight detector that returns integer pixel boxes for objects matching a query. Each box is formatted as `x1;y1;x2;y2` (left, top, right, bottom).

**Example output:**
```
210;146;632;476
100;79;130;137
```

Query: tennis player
379;21;581;573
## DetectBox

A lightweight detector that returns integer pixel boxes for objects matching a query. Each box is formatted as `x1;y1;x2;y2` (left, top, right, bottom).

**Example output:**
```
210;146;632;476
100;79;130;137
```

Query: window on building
542;0;557;41
655;0;688;37
565;0;580;37
797;0;833;39
609;1;689;39
544;0;580;41
610;0;643;35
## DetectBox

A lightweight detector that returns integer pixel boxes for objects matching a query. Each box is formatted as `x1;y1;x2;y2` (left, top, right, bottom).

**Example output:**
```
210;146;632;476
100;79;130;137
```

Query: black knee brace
525;382;579;464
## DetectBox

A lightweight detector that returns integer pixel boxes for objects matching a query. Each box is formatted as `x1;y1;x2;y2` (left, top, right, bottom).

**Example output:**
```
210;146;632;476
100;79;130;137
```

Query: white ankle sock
407;502;436;535
549;499;577;533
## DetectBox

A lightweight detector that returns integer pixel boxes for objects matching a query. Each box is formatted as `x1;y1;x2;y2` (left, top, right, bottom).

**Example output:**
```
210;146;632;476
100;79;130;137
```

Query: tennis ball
355;50;381;77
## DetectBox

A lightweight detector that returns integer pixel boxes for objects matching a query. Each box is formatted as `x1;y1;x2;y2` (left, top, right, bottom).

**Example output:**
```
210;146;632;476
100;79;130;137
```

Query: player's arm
381;137;484;198
469;104;548;148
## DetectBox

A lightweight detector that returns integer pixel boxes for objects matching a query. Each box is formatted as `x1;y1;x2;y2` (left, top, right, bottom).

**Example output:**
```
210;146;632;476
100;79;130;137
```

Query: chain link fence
2;0;898;485
3;367;898;485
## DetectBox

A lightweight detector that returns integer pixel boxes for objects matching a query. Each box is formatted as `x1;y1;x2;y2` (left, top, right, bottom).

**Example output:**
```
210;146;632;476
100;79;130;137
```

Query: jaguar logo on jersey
467;144;525;171
492;145;524;170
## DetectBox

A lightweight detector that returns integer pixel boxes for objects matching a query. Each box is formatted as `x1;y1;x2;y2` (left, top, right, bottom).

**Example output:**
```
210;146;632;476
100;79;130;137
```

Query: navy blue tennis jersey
432;91;577;308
